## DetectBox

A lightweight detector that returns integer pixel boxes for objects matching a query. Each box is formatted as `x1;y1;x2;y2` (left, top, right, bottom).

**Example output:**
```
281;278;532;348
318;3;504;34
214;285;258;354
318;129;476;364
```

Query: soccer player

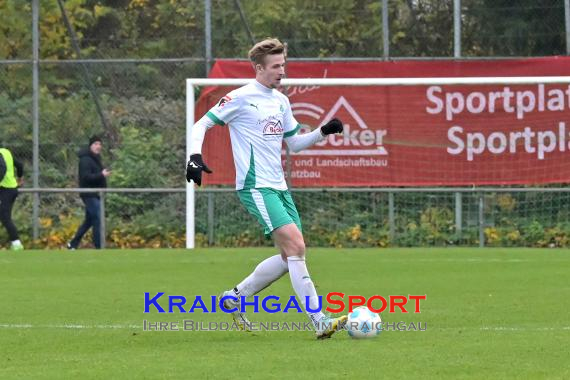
186;38;347;339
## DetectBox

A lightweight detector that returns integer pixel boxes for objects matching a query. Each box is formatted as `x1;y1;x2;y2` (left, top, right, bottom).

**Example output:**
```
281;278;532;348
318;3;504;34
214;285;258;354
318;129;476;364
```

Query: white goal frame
185;76;570;248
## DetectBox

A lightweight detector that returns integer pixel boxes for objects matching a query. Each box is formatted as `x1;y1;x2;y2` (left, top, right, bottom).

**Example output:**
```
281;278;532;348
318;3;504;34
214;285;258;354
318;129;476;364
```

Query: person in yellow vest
0;147;24;250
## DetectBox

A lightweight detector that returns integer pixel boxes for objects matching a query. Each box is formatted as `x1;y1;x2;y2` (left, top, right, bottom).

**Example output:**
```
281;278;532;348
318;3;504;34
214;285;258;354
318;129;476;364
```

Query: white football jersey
206;81;300;190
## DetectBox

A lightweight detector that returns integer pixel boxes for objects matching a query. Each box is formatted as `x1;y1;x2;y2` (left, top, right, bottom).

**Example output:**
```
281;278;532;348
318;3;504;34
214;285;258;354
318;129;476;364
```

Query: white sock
235;254;289;297
11;240;21;246
287;256;326;328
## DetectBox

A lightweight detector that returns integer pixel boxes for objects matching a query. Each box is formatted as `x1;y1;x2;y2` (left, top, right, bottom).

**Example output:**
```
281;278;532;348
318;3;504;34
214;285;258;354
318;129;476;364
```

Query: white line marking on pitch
377;258;569;263
479;326;570;331
434;326;570;332
0;323;140;330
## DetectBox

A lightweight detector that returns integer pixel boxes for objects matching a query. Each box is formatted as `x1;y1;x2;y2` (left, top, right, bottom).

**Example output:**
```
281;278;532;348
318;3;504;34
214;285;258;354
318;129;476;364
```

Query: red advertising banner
196;58;570;187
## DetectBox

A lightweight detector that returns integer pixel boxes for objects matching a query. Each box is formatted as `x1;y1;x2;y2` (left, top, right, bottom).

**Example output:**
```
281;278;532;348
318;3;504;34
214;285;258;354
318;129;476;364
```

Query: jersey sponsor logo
263;120;284;136
217;95;232;108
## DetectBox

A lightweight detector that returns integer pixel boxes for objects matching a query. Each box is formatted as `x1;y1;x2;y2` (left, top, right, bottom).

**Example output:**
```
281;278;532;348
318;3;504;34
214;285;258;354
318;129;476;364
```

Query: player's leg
273;223;347;338
272;223;324;321
233;254;288;297
274;190;347;338
0;189;23;250
233;189;292;297
218;252;288;330
273;191;323;324
89;198;102;249
69;197;94;249
218;189;290;330
225;188;346;336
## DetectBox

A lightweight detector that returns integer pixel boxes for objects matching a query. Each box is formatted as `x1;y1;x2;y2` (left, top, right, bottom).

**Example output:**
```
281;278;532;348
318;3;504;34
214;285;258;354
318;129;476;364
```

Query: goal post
185;76;570;249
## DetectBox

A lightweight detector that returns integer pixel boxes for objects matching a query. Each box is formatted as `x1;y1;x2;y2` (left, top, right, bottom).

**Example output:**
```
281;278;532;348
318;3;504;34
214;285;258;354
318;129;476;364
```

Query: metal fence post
382;0;389;59
207;192;214;246
99;191;106;249
388;192;395;243
565;0;570;55
454;0;461;58
204;0;212;75
455;192;462;238
32;0;40;241
478;193;484;248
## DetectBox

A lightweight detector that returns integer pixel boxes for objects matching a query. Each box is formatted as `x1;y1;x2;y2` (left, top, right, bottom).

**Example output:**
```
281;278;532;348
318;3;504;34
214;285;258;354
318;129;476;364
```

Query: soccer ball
347;306;382;339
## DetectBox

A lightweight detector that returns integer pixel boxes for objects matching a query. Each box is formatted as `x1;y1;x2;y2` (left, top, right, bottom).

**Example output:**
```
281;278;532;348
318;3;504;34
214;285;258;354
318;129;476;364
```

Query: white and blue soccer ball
347;306;382;339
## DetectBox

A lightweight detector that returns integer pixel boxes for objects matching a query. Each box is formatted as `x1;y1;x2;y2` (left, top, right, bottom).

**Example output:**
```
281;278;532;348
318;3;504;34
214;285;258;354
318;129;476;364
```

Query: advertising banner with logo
195;58;570;187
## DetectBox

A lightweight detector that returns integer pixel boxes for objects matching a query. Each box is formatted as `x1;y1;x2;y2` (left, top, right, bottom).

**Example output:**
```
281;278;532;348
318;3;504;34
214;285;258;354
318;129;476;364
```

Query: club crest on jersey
263;120;284;136
217;95;232;108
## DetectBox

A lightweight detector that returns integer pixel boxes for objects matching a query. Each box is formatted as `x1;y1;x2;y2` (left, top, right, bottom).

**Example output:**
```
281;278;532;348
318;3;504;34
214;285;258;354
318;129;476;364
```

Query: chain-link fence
0;0;569;248
196;188;570;248
5;188;570;249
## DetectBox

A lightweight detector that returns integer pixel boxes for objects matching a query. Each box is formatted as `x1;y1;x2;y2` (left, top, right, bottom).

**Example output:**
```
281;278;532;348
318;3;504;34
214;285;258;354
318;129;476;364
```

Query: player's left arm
282;97;344;153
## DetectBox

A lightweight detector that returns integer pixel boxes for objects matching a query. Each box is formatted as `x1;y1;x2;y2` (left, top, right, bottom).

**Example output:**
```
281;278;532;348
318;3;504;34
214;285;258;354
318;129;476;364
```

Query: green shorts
237;188;302;236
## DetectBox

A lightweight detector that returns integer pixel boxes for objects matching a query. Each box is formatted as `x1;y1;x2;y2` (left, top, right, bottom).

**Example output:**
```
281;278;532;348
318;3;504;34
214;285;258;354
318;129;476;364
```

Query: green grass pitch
0;248;569;379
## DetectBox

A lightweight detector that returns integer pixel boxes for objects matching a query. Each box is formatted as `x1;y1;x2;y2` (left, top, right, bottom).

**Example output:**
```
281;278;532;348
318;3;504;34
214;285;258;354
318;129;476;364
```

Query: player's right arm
189;115;216;156
186;93;240;186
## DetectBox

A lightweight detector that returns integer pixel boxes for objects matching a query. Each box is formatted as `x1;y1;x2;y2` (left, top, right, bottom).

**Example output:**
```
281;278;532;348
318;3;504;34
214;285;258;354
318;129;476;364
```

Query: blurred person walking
68;136;111;250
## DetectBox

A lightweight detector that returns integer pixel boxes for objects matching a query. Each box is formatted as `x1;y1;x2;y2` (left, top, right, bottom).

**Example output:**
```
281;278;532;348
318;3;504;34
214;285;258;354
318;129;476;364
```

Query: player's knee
282;241;305;258
292;240;305;257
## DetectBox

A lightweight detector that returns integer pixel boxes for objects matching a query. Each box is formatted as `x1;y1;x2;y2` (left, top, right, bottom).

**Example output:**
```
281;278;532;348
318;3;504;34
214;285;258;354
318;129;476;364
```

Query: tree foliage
0;0;566;247
0;0;565;60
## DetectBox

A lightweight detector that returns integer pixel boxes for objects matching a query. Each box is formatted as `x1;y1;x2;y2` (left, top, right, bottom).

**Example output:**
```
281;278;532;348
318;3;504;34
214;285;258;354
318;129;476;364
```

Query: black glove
320;118;344;135
186;154;213;186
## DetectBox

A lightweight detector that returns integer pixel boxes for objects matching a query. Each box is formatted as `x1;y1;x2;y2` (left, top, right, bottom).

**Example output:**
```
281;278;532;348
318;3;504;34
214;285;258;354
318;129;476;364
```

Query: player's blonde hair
248;38;285;66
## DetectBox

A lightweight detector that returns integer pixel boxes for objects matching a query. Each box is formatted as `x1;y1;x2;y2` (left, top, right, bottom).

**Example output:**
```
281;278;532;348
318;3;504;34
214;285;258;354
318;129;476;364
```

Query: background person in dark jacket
68;136;111;249
0;147;24;250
